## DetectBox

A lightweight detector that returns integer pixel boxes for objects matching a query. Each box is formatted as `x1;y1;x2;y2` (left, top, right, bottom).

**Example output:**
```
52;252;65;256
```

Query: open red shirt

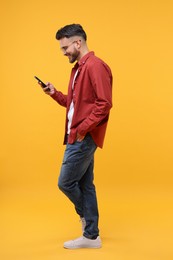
51;51;113;148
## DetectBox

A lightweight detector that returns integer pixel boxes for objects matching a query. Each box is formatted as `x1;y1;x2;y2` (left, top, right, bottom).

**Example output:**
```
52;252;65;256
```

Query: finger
46;82;51;87
43;86;50;92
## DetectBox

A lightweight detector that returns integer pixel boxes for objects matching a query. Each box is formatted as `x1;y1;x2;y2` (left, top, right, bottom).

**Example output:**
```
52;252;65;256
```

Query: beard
67;49;80;63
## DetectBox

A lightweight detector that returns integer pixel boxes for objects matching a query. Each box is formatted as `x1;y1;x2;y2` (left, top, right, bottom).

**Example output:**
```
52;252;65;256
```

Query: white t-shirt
67;69;78;134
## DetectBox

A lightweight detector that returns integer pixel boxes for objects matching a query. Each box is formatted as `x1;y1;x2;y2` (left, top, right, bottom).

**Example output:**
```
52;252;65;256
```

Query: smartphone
34;76;48;89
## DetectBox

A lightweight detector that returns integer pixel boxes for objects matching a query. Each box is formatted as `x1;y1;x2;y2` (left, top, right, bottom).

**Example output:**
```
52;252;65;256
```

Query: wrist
49;89;55;95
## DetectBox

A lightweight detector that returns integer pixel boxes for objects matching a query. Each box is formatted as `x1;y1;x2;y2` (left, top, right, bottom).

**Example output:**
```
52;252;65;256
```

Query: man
41;24;112;249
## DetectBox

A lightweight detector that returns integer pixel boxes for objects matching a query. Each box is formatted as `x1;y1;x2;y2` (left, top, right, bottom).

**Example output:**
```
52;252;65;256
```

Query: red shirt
51;51;113;148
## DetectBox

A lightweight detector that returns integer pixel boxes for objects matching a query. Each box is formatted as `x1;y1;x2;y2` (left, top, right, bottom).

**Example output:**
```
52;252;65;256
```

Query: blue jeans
58;134;99;239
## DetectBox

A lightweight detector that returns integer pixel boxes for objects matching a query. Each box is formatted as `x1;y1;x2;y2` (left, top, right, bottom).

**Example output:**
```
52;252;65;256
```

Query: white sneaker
80;217;86;232
64;236;102;249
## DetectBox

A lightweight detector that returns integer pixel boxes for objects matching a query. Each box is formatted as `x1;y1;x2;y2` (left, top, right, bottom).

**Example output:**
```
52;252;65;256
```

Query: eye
61;46;67;52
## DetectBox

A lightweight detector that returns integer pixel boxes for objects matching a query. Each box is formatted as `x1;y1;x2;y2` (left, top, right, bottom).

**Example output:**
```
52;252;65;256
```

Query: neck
77;45;89;61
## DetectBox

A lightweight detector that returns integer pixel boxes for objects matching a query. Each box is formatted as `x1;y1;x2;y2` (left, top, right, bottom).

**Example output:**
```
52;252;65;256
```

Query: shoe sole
64;245;102;249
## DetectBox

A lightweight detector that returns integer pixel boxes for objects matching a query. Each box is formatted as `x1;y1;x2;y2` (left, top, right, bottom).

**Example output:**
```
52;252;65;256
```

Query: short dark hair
56;24;87;41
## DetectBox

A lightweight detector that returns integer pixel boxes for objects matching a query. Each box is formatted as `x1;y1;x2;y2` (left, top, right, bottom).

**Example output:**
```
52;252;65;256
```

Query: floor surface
1;183;173;260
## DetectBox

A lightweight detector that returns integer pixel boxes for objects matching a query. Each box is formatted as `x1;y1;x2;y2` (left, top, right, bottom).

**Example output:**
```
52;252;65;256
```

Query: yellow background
1;0;173;259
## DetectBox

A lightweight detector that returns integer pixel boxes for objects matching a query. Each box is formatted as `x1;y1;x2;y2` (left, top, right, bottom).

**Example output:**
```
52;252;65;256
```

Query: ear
76;39;82;49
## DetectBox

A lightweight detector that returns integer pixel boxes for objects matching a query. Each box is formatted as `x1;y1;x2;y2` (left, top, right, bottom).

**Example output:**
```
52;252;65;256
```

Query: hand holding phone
34;76;49;89
34;76;55;95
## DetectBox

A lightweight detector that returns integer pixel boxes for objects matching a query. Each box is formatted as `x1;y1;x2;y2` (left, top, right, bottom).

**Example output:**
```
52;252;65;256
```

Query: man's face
59;37;80;63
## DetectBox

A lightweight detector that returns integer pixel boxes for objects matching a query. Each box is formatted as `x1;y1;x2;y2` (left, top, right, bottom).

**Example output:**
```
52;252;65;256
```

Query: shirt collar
74;51;94;68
